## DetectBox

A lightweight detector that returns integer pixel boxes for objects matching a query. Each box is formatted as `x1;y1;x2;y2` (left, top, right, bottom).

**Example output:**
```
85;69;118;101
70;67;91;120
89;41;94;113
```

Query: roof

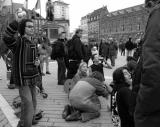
109;4;145;16
53;0;69;5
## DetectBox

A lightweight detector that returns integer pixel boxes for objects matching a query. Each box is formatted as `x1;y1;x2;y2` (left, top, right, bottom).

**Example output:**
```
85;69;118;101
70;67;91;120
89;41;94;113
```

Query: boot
62;105;71;119
65;110;81;121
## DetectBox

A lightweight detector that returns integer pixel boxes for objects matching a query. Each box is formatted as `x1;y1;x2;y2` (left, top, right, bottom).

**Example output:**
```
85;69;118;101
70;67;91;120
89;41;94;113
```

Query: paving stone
0;58;119;127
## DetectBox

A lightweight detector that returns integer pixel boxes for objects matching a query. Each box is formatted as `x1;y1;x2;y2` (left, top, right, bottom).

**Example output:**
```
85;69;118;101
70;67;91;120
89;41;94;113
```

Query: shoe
65;111;81;121
41;73;45;76
40;91;48;99
34;110;43;120
46;71;51;74
62;105;71;119
32;119;38;125
8;84;15;89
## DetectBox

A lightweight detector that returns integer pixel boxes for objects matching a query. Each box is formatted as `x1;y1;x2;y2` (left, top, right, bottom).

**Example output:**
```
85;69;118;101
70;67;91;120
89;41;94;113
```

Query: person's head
78;62;88;76
42;30;47;37
89;71;104;82
59;32;66;39
101;38;105;43
129;37;132;41
113;67;132;86
92;46;97;51
92;54;99;63
75;29;83;38
108;37;113;44
18;19;34;37
127;60;137;74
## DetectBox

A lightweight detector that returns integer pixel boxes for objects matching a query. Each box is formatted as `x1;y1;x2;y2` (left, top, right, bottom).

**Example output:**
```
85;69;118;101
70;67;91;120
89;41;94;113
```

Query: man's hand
34;58;40;66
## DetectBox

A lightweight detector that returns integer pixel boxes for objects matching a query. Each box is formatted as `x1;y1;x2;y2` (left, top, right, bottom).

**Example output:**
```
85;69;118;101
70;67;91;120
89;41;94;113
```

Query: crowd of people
0;0;160;126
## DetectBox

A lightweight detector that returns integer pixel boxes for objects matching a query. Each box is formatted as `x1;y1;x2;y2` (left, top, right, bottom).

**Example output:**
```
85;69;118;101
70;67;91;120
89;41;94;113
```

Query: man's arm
3;20;18;50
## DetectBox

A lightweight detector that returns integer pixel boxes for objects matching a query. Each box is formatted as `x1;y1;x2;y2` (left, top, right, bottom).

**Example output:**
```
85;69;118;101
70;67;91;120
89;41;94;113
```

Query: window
50;29;58;39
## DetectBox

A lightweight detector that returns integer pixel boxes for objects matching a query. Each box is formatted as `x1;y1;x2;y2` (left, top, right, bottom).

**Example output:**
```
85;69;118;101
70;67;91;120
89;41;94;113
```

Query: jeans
18;83;37;127
109;55;116;66
40;54;50;73
57;58;66;84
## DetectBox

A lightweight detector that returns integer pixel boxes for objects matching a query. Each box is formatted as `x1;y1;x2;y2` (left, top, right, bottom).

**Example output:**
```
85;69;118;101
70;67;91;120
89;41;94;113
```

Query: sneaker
8;84;15;89
40;91;48;99
46;71;51;74
41;73;45;76
62;105;71;119
32;119;38;125
65;111;81;121
34;110;43;120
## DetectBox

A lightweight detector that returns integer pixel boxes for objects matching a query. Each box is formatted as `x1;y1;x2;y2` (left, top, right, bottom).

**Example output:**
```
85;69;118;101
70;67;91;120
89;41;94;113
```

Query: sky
11;0;144;32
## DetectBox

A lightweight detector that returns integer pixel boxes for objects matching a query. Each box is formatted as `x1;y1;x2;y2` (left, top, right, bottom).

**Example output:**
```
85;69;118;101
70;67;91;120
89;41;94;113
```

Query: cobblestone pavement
0;108;12;127
0;53;126;127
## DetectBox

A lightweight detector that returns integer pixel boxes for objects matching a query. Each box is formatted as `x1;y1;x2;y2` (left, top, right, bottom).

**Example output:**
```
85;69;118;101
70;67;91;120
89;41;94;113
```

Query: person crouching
65;71;109;122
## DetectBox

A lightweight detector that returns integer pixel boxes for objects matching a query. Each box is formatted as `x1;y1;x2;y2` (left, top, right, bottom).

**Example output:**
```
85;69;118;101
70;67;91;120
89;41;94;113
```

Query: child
89;54;112;81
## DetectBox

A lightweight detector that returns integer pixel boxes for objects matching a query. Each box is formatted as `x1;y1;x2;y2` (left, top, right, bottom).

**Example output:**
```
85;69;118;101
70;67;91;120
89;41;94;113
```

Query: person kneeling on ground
63;71;110;122
112;67;134;127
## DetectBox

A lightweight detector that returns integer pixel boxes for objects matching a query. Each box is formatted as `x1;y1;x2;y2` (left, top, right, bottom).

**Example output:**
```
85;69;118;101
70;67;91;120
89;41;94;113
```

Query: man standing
67;29;84;79
125;37;135;57
134;0;160;127
3;19;40;127
38;30;52;76
108;38;118;67
54;32;67;85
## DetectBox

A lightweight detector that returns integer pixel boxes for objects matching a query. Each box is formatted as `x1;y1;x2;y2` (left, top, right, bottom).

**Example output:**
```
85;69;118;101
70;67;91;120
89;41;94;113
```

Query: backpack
66;38;75;59
50;41;59;60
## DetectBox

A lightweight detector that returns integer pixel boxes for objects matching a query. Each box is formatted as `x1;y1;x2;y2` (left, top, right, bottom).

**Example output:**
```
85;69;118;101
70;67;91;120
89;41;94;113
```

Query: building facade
88;6;108;44
80;14;90;42
99;4;149;42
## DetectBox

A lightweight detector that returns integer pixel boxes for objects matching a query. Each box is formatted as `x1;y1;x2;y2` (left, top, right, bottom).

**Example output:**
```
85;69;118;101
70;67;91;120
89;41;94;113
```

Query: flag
34;0;40;10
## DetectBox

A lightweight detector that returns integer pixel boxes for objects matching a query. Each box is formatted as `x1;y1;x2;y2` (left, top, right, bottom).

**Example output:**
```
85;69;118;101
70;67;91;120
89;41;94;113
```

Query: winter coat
69;77;108;111
101;43;110;58
109;42;118;56
69;35;84;61
134;5;160;127
3;20;39;87
125;41;134;51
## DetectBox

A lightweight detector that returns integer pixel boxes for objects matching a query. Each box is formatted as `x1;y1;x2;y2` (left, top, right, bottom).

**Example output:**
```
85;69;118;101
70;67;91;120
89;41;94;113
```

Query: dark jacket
125;40;134;51
116;87;134;127
3;20;39;87
54;38;66;59
100;42;110;57
82;44;91;63
109;42;118;56
69;35;84;61
135;5;160;127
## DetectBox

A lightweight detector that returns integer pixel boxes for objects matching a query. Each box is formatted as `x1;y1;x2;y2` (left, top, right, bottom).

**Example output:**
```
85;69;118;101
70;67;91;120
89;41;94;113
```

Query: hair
18;19;33;36
78;62;87;70
90;71;104;82
59;31;66;37
113;67;129;84
75;29;82;34
127;61;137;72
